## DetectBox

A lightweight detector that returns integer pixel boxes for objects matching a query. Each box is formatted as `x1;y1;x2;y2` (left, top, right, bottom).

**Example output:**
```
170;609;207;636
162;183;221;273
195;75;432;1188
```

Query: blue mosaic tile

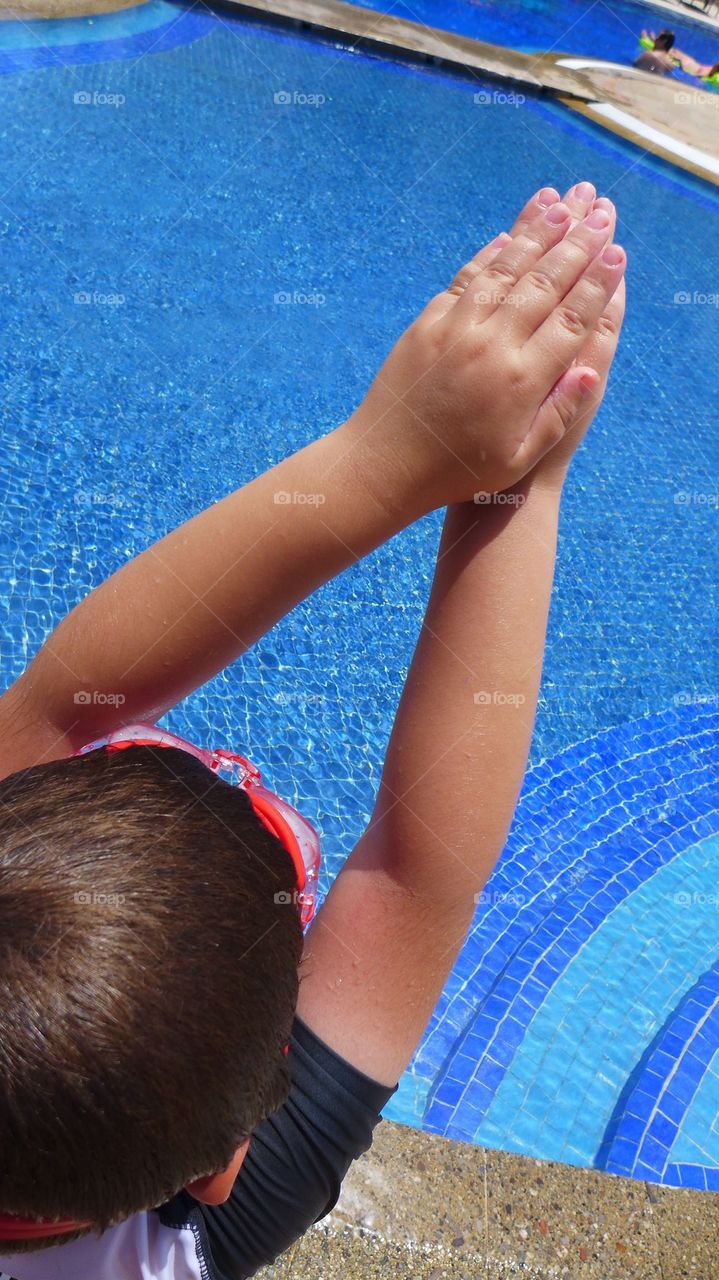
599;968;719;1186
676;1164;709;1190
419;710;719;1183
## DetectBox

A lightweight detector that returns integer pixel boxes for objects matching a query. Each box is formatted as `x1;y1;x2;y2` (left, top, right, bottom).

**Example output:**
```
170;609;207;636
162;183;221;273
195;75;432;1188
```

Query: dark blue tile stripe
0;8;215;76
412;704;719;1168
665;1162;719;1191
596;966;719;1185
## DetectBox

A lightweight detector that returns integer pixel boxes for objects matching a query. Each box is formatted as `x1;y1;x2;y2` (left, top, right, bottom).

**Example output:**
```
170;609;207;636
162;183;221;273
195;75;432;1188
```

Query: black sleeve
158;1014;398;1280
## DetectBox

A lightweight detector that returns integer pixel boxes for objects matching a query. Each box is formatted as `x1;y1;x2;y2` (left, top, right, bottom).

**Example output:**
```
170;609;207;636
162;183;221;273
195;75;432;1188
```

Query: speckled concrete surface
332;1122;663;1279
256;1119;719;1279
648;1180;719;1280
257;1223;482;1279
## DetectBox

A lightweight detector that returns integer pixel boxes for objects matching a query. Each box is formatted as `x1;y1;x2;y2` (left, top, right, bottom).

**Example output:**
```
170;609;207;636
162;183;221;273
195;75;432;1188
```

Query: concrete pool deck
216;0;719;186
0;0;138;15
255;1118;719;1278
8;0;719;183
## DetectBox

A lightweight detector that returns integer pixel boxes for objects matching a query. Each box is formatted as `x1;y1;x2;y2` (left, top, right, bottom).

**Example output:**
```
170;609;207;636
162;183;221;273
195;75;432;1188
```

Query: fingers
436;185;561;316
514;279;626;479
429;182;616;339
525;242;627;392
511;364;600;472
437;181;597;312
508;182;613;253
563;188;616;253
558;181;596;229
571;275;626;391
444;231;513;298
505;185;561;237
591;195;616;238
453;199;574;325
498;204;614;341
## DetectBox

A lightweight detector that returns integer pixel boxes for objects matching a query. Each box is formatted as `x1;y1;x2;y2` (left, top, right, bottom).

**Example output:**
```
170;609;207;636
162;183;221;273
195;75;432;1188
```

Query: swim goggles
72;722;321;929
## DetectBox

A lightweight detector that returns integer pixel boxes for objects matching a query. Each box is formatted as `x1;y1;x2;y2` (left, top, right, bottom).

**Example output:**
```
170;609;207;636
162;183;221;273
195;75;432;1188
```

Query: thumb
511;365;599;472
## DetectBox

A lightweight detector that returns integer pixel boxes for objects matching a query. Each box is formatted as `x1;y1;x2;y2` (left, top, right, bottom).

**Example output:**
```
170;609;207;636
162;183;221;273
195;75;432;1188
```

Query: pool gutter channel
204;0;719;187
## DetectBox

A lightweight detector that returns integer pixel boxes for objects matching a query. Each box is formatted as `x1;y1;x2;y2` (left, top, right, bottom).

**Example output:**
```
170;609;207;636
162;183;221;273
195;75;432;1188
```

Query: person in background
634;29;680;75
640;28;719;82
694;59;719;87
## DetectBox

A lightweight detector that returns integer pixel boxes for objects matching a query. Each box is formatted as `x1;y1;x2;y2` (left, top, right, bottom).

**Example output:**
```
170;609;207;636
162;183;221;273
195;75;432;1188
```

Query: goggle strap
247;791;307;892
0;1214;92;1240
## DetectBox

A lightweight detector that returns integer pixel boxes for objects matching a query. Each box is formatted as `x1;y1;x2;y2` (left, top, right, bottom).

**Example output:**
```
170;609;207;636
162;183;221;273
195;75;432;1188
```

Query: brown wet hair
0;744;303;1249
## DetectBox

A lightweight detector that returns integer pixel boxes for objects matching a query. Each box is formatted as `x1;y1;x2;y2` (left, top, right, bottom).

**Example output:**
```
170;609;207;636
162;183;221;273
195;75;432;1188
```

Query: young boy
0;181;625;1280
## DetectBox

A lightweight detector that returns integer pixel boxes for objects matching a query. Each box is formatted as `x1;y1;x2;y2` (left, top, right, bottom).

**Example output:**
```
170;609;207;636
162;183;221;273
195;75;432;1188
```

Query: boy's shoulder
161;1014;397;1278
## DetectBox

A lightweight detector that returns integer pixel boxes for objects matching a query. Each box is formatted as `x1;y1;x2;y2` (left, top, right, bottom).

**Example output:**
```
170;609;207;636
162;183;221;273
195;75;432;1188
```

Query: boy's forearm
8;416;430;756
361;479;561;920
295;479;563;1086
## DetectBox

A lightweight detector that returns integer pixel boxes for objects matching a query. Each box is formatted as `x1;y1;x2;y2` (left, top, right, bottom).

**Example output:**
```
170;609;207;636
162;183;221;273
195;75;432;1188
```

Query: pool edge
201;0;719;188
5;0;718;187
257;1117;719;1278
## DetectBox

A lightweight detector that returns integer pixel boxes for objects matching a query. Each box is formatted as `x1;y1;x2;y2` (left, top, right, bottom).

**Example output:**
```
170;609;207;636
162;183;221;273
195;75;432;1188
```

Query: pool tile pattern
387;703;719;1188
599;965;719;1189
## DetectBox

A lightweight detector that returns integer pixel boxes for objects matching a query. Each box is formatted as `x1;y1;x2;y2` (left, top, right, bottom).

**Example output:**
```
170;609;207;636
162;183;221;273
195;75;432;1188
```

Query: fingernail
586;208;610;230
492;232;512;248
593;196;613;213
546;202;570;224
574;181;595;202
579;370;599;395
537;186;560;208
602;244;625;266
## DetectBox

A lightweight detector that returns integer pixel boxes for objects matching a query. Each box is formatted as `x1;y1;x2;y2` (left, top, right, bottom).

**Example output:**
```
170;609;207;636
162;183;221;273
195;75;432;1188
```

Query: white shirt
0;1213;202;1280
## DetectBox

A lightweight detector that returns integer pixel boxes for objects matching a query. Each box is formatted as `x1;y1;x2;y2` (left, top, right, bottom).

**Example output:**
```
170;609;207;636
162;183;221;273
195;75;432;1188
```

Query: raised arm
296;187;626;1085
0;184;605;773
0;423;428;770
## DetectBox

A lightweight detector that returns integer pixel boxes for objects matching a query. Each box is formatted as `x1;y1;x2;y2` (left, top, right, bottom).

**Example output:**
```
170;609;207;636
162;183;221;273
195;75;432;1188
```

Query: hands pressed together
350;181;626;508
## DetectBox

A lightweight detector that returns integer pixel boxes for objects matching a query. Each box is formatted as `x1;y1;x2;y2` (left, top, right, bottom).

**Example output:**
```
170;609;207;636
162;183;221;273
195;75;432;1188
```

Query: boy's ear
184;1138;251;1205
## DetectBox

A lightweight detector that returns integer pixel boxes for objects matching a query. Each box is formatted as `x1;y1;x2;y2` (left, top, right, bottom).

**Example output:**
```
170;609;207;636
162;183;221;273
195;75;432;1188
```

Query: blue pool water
0;1;717;1189
351;0;719;70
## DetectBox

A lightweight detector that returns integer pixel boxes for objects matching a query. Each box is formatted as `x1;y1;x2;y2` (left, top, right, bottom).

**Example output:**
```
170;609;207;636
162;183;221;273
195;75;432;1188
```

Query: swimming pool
0;0;717;1190
351;0;719;72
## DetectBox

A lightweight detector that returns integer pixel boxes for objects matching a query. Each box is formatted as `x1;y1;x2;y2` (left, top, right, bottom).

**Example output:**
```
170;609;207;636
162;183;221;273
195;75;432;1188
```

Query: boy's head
0;744;303;1250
